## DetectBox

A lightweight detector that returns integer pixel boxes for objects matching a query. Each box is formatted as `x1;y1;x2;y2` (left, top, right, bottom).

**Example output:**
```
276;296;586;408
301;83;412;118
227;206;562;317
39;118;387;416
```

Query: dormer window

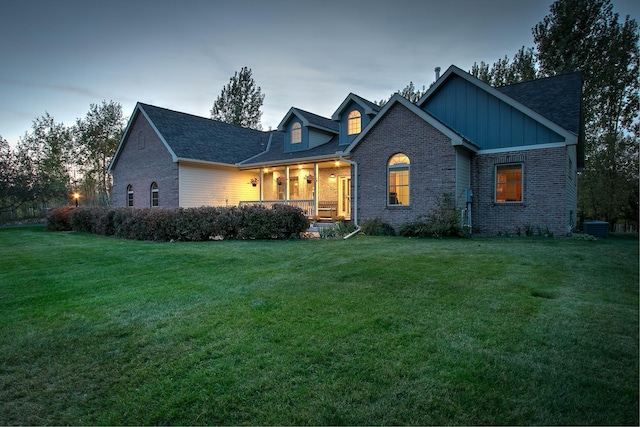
291;122;302;144
347;110;361;135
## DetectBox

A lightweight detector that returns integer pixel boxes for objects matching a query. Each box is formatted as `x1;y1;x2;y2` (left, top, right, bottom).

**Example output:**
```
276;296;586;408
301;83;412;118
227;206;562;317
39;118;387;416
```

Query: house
108;65;583;236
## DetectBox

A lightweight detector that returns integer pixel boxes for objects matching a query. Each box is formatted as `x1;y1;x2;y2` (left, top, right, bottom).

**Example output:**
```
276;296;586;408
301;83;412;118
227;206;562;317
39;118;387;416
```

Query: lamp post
73;192;80;207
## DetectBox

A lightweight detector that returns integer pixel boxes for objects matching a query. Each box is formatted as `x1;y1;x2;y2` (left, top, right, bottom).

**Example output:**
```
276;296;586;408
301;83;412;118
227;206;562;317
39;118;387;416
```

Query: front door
338;176;351;219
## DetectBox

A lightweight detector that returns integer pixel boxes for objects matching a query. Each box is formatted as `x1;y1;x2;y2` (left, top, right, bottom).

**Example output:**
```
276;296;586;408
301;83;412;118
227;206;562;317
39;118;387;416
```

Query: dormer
332;93;381;146
277;107;338;153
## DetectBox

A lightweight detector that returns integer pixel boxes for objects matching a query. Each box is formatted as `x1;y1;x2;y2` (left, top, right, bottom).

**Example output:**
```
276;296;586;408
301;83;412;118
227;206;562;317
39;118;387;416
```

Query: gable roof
277;107;339;133
239;133;343;167
418;65;579;145
496;71;582;135
108;103;272;171
343;93;478;155
331;93;382;120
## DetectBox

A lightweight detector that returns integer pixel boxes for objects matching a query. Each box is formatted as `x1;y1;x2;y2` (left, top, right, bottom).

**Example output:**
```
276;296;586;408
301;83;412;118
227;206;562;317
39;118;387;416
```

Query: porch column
314;163;319;216
259;168;264;202
284;166;289;202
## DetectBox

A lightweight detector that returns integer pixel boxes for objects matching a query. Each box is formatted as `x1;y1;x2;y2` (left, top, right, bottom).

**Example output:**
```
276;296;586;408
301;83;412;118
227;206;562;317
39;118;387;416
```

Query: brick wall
471;146;569;236
350;103;457;229
110;113;179;208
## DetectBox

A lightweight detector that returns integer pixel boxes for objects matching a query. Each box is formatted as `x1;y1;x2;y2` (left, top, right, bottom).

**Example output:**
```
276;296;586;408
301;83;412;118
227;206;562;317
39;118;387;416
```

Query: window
347;110;361;135
496;164;522;202
291;122;301;144
150;182;159;207
388;153;410;205
127;185;134;207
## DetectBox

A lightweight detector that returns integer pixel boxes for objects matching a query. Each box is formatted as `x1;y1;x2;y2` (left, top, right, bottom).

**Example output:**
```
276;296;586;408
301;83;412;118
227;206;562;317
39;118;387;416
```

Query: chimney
435;67;441;81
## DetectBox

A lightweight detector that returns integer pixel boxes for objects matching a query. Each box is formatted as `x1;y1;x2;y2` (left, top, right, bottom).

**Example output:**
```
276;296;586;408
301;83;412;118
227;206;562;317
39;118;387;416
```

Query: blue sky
1;0;638;146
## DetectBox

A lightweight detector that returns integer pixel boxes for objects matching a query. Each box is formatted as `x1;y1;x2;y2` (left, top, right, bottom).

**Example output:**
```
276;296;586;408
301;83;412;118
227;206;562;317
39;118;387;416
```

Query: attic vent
496;154;525;164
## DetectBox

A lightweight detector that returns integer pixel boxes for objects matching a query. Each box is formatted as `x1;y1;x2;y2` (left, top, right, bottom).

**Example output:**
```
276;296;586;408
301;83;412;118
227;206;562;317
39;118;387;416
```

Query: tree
470;47;538;86
376;81;428;106
16;113;74;209
211;67;264;130
74;100;125;205
534;0;639;227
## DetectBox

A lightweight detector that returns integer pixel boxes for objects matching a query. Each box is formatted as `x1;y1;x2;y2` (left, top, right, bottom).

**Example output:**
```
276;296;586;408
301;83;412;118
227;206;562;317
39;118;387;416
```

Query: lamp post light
73;192;80;207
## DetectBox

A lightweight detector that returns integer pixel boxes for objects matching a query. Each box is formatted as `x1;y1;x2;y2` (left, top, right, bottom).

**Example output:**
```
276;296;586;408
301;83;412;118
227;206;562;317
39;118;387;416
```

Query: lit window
388;153;410;205
150;182;159;207
347;110;361;135
291;122;301;144
127;185;134;207
496;164;522;202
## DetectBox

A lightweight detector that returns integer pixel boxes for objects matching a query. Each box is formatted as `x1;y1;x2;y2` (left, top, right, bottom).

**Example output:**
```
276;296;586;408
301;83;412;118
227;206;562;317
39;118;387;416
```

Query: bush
53;205;309;242
398;194;464;238
360;218;396;236
46;206;75;231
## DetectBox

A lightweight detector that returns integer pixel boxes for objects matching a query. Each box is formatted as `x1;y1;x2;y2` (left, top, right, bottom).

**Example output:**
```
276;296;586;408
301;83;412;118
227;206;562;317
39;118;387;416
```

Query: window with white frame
495;164;522;202
347;110;361;135
150;182;159;207
291;122;302;144
388;153;410;205
127;185;134;207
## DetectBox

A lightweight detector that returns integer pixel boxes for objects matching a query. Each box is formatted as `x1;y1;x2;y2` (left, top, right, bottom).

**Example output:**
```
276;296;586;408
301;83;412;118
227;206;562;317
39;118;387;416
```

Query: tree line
0;101;126;220
384;0;639;230
1;0;637;230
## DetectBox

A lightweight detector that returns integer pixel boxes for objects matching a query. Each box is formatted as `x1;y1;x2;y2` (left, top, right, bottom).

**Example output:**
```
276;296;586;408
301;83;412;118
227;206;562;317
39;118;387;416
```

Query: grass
0;226;637;425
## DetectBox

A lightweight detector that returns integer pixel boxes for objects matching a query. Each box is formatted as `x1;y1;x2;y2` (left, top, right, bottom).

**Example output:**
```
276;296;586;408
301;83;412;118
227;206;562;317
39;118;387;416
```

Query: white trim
138;106;178;162
478;141;567;155
331;93;378;121
344;94;470;154
418;65;578;145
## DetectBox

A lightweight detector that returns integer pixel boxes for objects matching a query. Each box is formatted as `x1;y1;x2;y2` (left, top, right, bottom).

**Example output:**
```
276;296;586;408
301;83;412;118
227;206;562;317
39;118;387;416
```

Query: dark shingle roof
349;93;382;114
241;133;342;165
295;108;339;132
139;103;271;164
496;71;582;135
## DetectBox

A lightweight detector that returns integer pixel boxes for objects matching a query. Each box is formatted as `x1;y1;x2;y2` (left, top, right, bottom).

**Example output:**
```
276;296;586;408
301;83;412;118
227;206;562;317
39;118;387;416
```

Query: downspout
339;155;358;228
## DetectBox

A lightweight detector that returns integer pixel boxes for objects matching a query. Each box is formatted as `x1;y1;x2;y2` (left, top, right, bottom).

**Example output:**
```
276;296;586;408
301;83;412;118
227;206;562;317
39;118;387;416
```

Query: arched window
150;182;159;207
347;110;361;135
127;185;134;207
291;122;302;144
388;153;410;205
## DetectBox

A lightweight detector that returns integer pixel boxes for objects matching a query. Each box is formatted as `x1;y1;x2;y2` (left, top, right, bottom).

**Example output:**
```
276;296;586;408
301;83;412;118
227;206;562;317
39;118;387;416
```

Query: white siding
179;163;260;207
455;149;471;207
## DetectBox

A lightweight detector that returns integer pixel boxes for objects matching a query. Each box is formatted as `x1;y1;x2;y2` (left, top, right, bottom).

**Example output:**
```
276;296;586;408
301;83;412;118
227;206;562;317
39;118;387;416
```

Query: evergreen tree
211;67;265;130
534;0;639;227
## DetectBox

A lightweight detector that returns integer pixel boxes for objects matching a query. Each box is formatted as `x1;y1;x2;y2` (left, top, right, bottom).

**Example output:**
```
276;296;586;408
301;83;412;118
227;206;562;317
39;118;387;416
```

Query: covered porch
239;160;352;220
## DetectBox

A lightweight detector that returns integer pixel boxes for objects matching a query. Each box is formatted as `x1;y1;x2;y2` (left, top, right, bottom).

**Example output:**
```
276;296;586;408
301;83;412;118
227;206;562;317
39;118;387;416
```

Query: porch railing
239;199;315;217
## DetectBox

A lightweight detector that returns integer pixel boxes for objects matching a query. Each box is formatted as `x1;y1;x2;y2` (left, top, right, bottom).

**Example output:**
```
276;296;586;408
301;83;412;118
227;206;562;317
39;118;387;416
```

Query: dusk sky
1;0;638;146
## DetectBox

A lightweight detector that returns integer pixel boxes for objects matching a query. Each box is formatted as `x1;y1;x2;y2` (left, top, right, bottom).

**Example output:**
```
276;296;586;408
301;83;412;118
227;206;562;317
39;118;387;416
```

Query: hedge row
46;204;310;241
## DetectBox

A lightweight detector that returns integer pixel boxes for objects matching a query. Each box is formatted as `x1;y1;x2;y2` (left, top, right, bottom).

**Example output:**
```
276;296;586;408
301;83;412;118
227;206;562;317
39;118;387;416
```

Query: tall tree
534;0;639;227
470;46;538;86
376;81;428;106
211;67;264;130
74;100;125;205
16;113;74;209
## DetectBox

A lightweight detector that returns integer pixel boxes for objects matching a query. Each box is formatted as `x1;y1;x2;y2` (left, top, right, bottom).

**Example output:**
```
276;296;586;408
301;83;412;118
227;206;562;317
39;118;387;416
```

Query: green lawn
0;226;637;425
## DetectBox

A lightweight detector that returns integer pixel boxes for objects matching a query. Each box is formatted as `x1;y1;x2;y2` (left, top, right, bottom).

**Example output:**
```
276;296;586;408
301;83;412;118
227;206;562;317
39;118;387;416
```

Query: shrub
54;205;309;242
46;206;75;231
397;195;463;238
360;218;396;236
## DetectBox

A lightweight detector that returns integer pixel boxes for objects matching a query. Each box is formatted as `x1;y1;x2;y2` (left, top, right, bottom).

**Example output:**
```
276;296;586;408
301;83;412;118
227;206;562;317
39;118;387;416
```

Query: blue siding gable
283;119;308;152
423;75;564;149
338;102;373;146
